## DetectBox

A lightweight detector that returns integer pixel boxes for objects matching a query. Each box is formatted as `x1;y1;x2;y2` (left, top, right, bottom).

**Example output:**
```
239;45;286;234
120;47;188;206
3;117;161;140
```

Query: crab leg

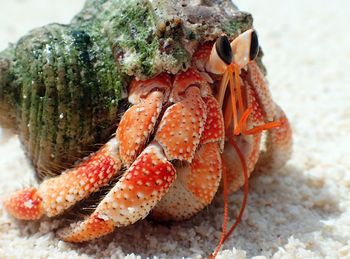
245;62;292;171
58;142;176;242
4;187;44;220
255;104;292;170
4;138;122;219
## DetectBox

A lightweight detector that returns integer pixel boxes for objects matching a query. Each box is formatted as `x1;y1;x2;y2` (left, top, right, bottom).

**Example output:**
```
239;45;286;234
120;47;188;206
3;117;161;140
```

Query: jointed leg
245;62;292;171
4;138;122;219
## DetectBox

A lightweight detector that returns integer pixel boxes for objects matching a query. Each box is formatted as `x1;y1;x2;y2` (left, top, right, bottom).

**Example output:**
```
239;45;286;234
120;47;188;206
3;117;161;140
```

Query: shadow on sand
56;164;342;258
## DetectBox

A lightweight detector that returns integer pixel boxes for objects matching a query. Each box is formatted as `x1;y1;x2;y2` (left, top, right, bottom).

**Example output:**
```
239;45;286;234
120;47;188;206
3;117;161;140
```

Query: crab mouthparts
217;63;281;137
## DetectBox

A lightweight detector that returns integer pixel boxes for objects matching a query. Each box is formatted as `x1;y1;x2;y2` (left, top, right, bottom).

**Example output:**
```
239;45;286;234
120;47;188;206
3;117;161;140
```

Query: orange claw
185;142;222;204
201;96;225;148
59;142;176;242
156;87;207;162
151;142;222;221
4;187;43;220
151;92;223;221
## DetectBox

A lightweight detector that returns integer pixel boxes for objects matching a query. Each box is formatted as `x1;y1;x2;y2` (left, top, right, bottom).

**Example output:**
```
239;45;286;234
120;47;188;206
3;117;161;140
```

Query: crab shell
0;0;256;179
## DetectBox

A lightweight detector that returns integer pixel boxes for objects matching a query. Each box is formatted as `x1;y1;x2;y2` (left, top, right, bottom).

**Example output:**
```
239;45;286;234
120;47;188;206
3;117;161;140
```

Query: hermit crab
1;0;292;256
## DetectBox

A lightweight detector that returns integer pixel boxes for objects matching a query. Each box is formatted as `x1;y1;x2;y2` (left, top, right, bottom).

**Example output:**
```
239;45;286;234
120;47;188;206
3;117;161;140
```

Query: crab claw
151;95;224;221
156;69;208;162
4;188;43;220
58;142;176;242
118;91;164;166
201;96;225;149
151;142;222;221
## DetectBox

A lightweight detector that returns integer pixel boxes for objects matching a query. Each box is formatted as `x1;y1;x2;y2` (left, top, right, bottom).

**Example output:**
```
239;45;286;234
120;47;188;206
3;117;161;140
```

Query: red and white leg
118;74;171;166
4;138;122;220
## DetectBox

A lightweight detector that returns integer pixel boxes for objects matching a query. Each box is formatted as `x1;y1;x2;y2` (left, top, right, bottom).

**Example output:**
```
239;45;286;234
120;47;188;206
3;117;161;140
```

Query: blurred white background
0;0;85;50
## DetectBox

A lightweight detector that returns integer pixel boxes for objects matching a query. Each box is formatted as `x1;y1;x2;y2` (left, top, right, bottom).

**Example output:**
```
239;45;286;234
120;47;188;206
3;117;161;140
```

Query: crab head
203;29;279;138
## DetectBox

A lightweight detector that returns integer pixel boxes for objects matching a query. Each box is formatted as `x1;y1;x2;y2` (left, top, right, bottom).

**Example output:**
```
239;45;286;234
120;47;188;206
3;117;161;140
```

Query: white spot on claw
128;207;136;214
24;200;33;209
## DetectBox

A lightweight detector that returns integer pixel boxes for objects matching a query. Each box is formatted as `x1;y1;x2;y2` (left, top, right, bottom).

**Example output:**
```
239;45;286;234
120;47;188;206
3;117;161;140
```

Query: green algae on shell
0;24;126;179
0;0;256;179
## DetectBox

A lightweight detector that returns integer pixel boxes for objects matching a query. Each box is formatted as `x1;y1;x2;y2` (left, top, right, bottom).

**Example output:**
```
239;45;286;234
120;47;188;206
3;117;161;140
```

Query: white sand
1;0;350;258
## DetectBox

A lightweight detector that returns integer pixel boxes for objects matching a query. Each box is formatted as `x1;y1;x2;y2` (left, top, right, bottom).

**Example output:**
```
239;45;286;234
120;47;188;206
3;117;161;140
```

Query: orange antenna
210;163;229;259
210;135;249;259
223;136;249;243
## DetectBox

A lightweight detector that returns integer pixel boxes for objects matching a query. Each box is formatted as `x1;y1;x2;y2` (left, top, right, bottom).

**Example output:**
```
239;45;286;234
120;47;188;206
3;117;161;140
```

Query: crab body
1;0;292;253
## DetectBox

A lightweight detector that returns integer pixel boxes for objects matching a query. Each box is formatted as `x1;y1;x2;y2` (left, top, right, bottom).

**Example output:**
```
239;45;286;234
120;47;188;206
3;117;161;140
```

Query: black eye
249;30;259;61
216;35;233;65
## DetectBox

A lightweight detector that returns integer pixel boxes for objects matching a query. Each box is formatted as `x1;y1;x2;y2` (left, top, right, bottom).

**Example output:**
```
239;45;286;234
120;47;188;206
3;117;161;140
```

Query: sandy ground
1;0;350;258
